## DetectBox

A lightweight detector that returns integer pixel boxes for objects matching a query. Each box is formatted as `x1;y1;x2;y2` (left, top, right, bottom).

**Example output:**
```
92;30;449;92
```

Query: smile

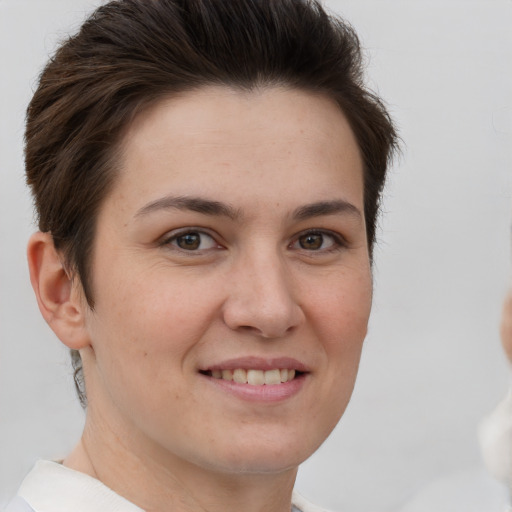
202;368;297;385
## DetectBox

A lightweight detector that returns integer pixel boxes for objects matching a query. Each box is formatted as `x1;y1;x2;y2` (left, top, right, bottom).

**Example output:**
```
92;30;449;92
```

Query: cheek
93;263;217;342
308;269;372;396
309;269;372;342
85;281;204;424
87;270;227;405
305;282;370;445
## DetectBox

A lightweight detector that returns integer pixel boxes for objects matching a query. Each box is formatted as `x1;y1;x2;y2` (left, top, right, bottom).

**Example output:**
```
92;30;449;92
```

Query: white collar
17;460;144;512
17;460;326;512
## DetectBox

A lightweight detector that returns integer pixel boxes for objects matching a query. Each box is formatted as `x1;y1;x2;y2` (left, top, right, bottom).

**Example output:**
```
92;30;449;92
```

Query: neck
64;410;298;512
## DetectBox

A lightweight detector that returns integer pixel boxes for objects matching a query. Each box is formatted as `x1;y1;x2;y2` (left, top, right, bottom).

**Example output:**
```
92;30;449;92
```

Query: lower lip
201;374;307;403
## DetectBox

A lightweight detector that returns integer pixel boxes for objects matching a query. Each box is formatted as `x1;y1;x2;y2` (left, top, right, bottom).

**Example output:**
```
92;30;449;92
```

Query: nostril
239;325;259;333
228;318;301;339
222;289;305;339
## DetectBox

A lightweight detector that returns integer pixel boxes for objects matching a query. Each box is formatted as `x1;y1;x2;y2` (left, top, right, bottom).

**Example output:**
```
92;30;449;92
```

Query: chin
209;452;305;476
197;430;326;476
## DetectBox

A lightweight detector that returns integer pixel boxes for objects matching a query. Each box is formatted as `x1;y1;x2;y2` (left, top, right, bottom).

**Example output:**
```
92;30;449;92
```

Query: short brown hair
26;0;398;406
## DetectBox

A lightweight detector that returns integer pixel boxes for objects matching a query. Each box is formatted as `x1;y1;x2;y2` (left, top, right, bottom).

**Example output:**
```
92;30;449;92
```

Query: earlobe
27;232;90;350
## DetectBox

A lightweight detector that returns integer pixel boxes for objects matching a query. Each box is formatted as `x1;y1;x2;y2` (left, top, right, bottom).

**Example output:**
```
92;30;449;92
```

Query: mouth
198;358;308;401
200;368;300;386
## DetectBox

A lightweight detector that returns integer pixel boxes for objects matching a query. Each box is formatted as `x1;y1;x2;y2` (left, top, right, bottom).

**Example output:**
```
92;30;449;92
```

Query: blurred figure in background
479;288;512;509
400;256;512;512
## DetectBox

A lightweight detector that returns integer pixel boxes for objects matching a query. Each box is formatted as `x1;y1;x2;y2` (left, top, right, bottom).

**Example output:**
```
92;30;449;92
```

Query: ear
27;232;91;350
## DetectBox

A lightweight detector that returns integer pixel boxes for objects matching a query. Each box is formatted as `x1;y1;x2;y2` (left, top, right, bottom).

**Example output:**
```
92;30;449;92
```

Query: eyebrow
135;195;241;220
135;195;361;222
292;200;362;221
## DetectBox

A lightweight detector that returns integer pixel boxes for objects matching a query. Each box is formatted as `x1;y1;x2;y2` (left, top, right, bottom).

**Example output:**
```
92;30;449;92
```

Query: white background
1;1;511;511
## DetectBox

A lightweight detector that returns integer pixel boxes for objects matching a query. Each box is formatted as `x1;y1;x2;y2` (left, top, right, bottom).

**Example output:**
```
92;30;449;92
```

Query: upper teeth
210;368;296;385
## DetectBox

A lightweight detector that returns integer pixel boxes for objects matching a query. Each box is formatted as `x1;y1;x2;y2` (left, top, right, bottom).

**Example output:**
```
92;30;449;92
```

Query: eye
161;230;219;251
291;230;344;252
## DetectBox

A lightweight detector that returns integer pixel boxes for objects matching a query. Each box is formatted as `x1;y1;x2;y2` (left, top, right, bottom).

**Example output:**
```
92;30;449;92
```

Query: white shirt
5;461;330;512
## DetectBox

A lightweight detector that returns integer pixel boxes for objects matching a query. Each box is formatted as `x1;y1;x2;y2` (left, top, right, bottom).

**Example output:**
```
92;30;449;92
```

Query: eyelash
289;229;347;253
159;228;221;252
158;228;347;254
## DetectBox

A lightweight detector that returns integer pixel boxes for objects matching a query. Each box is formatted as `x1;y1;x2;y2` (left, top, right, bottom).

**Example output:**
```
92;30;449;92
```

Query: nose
222;253;305;339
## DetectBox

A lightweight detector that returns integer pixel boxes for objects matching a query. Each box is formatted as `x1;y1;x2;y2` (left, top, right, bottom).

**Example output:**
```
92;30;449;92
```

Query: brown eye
291;230;343;252
163;230;218;251
176;233;201;250
299;233;324;250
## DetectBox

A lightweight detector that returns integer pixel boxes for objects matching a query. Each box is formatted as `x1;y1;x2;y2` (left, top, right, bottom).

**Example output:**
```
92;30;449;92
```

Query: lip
198;356;310;403
201;372;307;403
200;356;310;373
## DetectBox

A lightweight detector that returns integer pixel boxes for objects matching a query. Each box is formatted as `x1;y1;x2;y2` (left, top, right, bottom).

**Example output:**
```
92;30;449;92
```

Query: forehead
110;86;363;214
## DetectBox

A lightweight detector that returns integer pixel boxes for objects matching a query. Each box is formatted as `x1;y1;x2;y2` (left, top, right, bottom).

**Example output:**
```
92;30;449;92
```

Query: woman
6;0;397;511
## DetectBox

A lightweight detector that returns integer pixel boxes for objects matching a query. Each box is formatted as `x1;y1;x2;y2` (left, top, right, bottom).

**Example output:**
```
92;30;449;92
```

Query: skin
28;86;372;512
501;289;512;364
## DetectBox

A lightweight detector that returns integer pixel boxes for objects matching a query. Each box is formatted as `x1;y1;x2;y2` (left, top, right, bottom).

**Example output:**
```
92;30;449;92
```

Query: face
81;86;372;475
